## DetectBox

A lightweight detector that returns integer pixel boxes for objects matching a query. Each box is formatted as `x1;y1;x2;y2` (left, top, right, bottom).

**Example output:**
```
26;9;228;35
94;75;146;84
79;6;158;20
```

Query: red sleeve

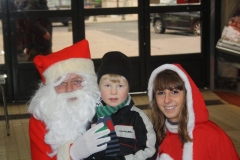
29;116;56;160
210;130;240;160
205;122;239;160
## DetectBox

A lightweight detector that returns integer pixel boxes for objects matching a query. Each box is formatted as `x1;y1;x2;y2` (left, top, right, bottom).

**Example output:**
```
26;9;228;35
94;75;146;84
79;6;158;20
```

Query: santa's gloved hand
70;122;111;160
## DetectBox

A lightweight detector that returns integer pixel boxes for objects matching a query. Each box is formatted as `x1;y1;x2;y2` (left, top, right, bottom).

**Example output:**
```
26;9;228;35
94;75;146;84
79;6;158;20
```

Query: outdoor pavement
1;14;200;63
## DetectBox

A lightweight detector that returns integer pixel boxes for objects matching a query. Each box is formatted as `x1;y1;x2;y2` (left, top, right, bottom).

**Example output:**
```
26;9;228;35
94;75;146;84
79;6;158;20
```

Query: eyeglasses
55;78;84;91
59;78;83;86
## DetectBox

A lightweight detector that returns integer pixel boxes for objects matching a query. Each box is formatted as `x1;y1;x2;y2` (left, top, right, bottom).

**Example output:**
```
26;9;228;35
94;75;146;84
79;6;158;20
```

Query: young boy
85;51;157;160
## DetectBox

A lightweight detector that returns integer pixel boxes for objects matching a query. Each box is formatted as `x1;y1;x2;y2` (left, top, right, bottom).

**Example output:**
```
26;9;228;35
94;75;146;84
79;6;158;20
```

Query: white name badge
115;125;136;139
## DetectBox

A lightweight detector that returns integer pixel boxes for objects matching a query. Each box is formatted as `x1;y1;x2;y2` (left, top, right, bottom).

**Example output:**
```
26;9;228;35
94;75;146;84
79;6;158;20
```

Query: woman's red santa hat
33;39;95;85
148;63;209;160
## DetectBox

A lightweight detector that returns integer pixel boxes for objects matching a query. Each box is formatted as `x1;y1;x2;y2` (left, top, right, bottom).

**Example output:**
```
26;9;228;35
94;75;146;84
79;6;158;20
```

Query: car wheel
193;21;201;36
62;22;68;26
154;19;165;34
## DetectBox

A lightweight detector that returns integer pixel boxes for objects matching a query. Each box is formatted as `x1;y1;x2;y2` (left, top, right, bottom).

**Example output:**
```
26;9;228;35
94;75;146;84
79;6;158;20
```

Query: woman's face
155;88;185;123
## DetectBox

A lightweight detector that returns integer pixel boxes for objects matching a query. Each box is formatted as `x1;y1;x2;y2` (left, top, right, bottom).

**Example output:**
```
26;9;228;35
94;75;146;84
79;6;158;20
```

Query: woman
147;63;239;160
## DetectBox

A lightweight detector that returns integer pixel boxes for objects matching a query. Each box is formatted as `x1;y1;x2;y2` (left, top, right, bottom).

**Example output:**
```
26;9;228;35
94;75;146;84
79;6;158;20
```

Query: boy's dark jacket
85;99;158;160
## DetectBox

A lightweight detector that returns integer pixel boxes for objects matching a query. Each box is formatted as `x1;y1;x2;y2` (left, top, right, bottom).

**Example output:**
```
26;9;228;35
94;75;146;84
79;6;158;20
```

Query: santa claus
28;39;110;160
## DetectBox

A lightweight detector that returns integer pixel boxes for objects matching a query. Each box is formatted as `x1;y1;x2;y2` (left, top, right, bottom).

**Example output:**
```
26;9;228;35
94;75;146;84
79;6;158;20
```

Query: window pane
13;0;138;11
85;14;138;59
51;21;73;52
17;17;73;63
48;0;71;9
90;0;138;8
13;0;71;11
150;0;201;6
150;11;201;55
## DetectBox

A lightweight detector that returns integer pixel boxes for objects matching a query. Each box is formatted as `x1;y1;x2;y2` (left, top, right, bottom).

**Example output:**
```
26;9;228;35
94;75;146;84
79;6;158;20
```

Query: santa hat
148;63;209;160
34;39;95;85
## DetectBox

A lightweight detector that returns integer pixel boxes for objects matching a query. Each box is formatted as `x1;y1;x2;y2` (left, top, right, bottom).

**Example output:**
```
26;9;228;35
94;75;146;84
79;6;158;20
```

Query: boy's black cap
97;51;132;87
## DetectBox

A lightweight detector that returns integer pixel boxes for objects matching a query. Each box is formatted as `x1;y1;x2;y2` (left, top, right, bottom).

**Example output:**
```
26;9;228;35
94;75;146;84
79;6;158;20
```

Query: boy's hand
70;123;111;159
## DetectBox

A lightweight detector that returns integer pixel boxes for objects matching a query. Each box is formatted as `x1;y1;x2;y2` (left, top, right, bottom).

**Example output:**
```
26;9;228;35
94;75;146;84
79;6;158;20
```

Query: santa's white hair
28;72;100;157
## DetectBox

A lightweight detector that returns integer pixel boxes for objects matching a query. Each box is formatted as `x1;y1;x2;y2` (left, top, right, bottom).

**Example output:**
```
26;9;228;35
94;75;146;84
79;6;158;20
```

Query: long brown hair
150;69;192;144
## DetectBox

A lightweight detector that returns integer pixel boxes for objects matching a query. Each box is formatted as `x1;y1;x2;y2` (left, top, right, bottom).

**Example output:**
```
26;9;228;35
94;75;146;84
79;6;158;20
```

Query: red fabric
33;39;90;83
29;116;56;160
106;120;114;131
159;131;183;159
177;0;200;4
192;121;239;160
174;63;209;125
159;122;240;160
157;64;239;160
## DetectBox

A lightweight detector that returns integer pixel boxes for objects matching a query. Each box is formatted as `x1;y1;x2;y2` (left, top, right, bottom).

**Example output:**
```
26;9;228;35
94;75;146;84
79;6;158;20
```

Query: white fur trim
147;64;194;132
43;58;95;85
158;153;174;160
165;120;178;133
57;141;73;160
148;64;195;160
183;141;193;160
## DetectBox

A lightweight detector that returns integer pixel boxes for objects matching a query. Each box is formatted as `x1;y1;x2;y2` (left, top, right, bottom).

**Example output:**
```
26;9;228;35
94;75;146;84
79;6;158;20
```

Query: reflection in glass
13;0;71;11
51;21;73;52
16;18;27;62
89;0;138;8
17;14;52;62
85;14;138;59
17;18;73;63
150;0;177;6
14;0;51;11
48;0;71;10
0;20;5;64
150;11;201;55
150;0;200;6
12;0;138;9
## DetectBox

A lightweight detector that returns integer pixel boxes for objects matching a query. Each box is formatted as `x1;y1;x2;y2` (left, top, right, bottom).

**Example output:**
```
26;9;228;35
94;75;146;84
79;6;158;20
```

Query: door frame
0;0;212;102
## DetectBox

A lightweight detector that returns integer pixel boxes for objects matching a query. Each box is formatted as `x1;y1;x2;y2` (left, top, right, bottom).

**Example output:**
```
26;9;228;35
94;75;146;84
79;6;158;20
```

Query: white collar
165;119;178;133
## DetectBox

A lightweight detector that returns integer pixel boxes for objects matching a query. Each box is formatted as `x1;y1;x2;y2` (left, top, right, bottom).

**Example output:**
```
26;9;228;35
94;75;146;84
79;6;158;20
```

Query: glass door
1;0;210;102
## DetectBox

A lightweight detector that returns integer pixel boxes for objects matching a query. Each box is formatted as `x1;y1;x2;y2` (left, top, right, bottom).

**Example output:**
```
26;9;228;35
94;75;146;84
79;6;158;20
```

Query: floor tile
0;89;239;159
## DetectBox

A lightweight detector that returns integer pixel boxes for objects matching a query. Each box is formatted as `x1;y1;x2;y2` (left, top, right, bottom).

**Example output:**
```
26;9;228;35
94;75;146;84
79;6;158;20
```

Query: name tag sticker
115;125;136;139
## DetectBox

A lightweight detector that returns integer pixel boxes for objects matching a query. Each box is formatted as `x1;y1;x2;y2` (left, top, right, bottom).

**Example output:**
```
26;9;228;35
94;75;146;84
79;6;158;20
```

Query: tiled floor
0;89;240;159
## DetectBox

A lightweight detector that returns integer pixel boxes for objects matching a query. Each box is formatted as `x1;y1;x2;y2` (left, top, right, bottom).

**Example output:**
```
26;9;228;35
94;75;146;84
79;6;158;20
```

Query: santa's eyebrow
53;74;68;86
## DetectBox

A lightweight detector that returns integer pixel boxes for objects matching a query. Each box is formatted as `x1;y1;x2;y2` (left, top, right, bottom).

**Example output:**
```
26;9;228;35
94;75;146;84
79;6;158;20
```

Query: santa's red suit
148;64;240;160
29;117;56;160
28;39;104;160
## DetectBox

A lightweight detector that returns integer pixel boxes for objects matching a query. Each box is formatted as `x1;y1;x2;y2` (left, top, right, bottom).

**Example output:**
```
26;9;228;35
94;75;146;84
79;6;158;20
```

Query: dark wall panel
16;68;41;101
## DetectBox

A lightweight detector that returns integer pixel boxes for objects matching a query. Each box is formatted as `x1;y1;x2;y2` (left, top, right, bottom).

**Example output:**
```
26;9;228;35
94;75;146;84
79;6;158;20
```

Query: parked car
152;12;201;35
152;0;201;35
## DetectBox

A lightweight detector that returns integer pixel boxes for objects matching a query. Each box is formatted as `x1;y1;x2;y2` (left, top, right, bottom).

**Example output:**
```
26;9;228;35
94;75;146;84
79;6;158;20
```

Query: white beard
28;74;100;157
